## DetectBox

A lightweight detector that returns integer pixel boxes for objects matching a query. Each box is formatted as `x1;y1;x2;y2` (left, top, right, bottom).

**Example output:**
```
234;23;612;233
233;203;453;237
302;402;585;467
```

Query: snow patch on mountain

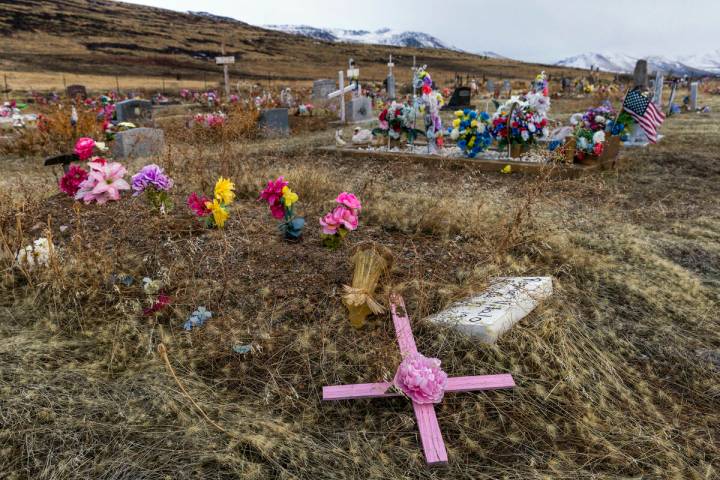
263;24;506;58
555;51;720;76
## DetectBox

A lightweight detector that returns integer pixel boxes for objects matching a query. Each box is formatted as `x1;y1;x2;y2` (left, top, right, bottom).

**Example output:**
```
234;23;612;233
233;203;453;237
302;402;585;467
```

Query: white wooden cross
387;54;395;76
323;294;516;465
411;55;419;99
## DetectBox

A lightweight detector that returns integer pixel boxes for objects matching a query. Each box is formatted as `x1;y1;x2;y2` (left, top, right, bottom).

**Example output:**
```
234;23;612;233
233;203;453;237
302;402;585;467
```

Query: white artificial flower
476;124;486;134
15;238;52;269
593;131;606;144
450;128;460;140
578;137;588;150
521;130;530;142
595;115;606;124
569;113;583;126
542;126;550;137
528;123;536;133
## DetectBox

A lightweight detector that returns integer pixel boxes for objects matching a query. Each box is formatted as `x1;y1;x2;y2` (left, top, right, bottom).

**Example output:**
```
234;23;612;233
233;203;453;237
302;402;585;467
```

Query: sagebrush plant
0;93;718;480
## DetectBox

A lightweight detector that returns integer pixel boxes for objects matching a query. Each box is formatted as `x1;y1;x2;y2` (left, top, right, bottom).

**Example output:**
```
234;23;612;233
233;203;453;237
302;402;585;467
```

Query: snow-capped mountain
263;24;505;58
555;52;719;76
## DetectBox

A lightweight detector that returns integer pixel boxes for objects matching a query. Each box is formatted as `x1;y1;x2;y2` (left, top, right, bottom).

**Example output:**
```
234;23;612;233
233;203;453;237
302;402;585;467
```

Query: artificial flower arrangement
413;67;444;151
104;121;136;142
15;237;54;270
187;177;235;228
491;95;550;152
573;128;606;159
320;192;361;249
193;112;226;128
448;109;493;158
131;164;174;214
74;159;131;204
259;176;305;240
372;102;423;143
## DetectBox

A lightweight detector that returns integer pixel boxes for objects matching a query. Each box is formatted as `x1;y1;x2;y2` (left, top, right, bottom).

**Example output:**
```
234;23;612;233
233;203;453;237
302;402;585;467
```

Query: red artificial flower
422;84;432;95
593;142;604;156
187;192;212;217
379;109;388;123
143;293;171;316
59;165;89;197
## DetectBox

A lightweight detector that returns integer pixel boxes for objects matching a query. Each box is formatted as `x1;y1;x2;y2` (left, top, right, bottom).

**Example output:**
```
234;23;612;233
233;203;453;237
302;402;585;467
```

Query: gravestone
66;84;87;99
115;99;154;126
689;82;699;111
346;96;373;123
653;72;664;108
443;86;472;110
258;108;290;137
312;79;337;101
501;80;512;95
111;127;164;159
486;79;495;94
427;277;553;343
633;60;648;89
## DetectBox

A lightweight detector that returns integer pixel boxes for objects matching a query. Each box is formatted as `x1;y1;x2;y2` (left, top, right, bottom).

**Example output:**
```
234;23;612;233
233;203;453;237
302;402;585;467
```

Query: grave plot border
316;145;626;178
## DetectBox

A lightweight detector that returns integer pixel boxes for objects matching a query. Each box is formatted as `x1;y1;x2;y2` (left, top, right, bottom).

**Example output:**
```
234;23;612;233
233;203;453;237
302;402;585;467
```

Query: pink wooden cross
323;294;516;465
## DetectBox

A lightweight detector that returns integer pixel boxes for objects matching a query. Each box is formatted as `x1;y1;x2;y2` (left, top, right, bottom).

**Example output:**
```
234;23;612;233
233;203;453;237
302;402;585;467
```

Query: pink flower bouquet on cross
323;294;516;465
320;192;361;249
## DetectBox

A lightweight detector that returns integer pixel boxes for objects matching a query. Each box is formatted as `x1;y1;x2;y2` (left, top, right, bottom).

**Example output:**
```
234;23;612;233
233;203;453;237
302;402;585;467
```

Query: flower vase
510;144;528;158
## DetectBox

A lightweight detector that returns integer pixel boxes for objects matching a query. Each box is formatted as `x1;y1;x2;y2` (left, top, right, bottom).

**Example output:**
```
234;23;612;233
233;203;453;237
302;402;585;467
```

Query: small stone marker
115;99;154;126
312;79;336;101
501;80;511;94
111;127;164;159
633;60;648;89
258;108;290;137
444;86;472;109
690;82;699;111
653;71;664;108
346;96;373;123
323;294;515;465
427;277;553;343
66;84;87;99
486;79;495;94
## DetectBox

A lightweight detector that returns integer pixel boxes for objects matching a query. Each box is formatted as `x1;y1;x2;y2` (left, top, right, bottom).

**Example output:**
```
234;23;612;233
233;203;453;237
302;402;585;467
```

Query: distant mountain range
554;52;720;76
263;24;505;59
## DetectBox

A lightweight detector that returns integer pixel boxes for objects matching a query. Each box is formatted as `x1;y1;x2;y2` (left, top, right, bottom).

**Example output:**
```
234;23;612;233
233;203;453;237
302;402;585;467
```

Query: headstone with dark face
111;127;164;159
444;86;472;109
66;85;87;99
115;99;154;126
346;96;373;123
633;60;648;89
258;108;290;137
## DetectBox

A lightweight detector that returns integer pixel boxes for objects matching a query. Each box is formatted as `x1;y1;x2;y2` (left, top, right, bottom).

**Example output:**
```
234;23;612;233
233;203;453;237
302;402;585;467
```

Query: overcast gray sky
122;0;717;63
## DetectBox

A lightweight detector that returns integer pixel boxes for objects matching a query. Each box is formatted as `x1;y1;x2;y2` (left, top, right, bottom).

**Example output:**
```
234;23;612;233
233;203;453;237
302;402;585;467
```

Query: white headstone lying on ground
427;277;553;343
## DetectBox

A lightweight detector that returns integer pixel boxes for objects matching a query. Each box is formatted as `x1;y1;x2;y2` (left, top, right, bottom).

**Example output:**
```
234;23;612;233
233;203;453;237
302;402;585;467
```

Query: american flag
623;88;665;143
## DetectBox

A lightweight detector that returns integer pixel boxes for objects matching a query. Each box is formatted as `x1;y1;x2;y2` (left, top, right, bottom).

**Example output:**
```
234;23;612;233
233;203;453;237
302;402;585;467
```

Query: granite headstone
115;99;154;126
111;127;164;159
258;108;290;137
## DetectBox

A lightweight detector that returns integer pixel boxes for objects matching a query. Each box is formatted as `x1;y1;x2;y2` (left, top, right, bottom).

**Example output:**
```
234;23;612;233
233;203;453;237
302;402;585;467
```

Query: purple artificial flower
131;164;174;195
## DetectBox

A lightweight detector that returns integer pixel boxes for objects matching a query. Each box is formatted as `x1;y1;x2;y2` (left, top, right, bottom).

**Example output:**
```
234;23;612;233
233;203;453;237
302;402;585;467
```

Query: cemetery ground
1;94;719;479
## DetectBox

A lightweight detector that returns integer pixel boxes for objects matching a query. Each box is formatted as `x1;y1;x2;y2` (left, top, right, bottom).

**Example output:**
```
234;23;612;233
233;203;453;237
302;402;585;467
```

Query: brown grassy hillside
0;0;600;88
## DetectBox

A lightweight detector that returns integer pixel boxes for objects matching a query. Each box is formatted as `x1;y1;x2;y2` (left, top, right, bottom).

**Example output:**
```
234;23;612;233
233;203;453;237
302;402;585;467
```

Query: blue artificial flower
457;140;467;150
548;140;561;151
184;306;213;331
469;110;478;119
480;112;490;121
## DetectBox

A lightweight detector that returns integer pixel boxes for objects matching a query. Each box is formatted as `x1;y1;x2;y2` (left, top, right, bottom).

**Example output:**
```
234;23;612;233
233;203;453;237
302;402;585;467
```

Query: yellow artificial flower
205;199;229;228
471;120;478;128
214;177;235;205
281;186;298;209
454;110;463;117
452;118;460;128
501;165;512;174
468;137;475;148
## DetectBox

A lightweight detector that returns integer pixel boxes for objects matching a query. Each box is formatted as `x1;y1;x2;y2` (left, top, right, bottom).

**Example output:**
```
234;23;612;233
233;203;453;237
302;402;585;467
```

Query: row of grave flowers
57;138;361;246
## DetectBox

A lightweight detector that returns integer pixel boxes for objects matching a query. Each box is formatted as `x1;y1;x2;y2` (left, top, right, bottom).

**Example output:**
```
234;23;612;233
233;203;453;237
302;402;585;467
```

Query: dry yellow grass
0;84;718;479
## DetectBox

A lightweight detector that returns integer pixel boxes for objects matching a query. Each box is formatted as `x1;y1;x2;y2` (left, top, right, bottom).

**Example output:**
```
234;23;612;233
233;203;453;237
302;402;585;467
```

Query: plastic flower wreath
259;176;305;240
131;164;174;213
414;67;444;151
448;109;493;158
186;177;235;228
491;96;549;148
74;160;131;204
320;192;361;249
372;102;423;143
